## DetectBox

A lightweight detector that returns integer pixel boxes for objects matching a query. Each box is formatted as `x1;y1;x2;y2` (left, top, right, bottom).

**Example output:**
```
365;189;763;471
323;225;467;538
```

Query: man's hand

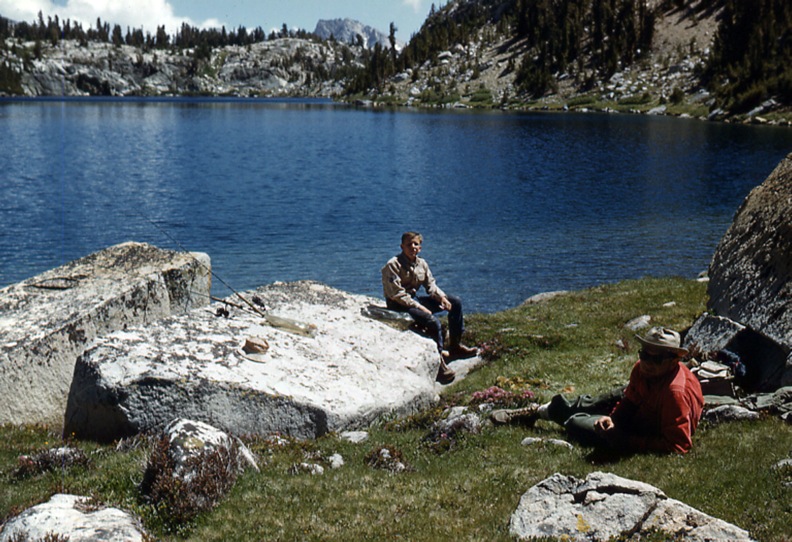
594;416;615;432
594;416;627;447
439;296;452;311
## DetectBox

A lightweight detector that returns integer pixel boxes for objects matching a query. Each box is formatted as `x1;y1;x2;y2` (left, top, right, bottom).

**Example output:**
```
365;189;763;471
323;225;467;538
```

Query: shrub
14;447;90;479
670;86;685;104
477;336;505;361
139;435;241;526
383;405;447;432
365;445;413;472
567;95;596;107
469;85;493;104
731;82;767;114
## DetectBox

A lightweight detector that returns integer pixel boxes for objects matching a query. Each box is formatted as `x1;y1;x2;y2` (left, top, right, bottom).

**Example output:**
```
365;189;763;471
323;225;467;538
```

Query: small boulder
510;471;754;541
328;453;345;469
522;291;569;305
340;431;369;444
432;406;482;436
161;418;258;476
520;437;574;450
625;315;651;331
139;418;255;521
702;404;761;424
685;313;789;393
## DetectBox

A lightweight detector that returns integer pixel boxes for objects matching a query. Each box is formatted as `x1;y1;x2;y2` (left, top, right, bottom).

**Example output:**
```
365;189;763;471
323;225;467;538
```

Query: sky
0;0;433;41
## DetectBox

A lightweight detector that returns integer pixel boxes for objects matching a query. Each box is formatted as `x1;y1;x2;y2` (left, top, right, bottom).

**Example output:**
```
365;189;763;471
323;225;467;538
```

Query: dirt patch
650;1;719;60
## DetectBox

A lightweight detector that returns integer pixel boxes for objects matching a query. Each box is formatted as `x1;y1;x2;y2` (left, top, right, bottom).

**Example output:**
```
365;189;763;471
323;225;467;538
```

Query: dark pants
387;294;465;352
546;387;626;447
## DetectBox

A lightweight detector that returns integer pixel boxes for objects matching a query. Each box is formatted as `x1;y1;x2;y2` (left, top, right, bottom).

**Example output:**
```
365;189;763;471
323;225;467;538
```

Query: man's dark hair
401;231;423;244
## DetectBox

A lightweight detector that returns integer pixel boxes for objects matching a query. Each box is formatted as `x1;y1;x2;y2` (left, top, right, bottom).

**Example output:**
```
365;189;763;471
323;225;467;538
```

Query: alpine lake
2;97;792;313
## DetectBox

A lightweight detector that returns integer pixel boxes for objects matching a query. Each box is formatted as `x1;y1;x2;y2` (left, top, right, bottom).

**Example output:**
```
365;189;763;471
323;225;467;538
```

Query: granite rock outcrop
708;152;792;346
0;242;210;426
64;281;443;441
685;153;792;391
313;18;399;50
510;471;754;541
4;37;363;97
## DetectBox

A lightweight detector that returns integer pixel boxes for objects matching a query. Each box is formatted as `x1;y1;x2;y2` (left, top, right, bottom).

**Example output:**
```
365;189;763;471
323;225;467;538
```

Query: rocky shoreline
3;30;790;126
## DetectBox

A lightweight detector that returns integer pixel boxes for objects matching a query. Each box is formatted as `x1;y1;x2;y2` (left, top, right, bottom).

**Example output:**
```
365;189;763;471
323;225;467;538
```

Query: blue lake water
2;97;791;313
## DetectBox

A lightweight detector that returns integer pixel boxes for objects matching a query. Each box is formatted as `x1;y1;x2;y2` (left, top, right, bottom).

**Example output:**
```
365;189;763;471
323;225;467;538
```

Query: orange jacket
611;361;704;454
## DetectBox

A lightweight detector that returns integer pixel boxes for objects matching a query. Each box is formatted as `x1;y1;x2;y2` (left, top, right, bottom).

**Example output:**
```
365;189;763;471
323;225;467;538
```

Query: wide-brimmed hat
239;336;269;363
635;327;688;357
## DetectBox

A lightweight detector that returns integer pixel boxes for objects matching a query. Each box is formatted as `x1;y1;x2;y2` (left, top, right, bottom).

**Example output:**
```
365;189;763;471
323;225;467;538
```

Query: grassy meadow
1;277;791;541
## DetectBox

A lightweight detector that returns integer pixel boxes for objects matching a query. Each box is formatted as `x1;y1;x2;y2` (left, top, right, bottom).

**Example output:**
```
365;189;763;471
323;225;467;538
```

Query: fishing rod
130;208;318;337
211;295;264;317
131;209;268;319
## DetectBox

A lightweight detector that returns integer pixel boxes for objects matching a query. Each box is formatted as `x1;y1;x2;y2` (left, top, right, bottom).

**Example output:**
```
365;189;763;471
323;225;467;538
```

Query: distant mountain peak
313;18;402;50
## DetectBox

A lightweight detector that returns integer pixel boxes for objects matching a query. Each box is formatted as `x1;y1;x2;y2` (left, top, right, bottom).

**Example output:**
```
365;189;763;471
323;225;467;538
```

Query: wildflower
470;385;536;409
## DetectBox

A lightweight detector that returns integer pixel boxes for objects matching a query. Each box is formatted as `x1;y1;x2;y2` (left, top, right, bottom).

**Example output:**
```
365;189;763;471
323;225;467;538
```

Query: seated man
491;327;704;454
381;231;477;384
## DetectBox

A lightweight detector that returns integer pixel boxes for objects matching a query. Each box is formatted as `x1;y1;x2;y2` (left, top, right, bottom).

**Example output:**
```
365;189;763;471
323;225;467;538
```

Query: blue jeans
387;294;465;352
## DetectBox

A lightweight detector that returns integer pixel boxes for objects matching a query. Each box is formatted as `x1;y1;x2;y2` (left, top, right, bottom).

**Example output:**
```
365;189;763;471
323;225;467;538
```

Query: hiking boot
490;404;540;427
448;343;478;361
436;359;456;385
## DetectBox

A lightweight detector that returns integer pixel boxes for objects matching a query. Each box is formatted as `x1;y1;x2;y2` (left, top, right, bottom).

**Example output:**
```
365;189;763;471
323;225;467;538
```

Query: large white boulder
64;281;441;441
0;494;147;541
0;242;211;426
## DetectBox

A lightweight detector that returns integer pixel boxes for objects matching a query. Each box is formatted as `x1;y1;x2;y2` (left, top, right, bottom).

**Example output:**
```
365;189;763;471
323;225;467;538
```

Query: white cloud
402;0;422;13
0;0;223;35
0;0;53;22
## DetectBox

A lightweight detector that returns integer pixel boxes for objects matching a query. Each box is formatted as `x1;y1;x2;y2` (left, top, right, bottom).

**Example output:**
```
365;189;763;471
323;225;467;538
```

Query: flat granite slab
0;242;211;426
510;472;754;541
64;281;443;441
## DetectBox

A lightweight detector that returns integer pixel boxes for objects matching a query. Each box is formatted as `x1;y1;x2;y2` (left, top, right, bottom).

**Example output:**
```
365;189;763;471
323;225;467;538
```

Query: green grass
467;86;494;108
617;93;654;106
2;277;791;540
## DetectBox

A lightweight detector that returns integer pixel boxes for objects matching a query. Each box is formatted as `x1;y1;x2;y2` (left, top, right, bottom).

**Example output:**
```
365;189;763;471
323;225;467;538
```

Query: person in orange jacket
492;327;704;454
